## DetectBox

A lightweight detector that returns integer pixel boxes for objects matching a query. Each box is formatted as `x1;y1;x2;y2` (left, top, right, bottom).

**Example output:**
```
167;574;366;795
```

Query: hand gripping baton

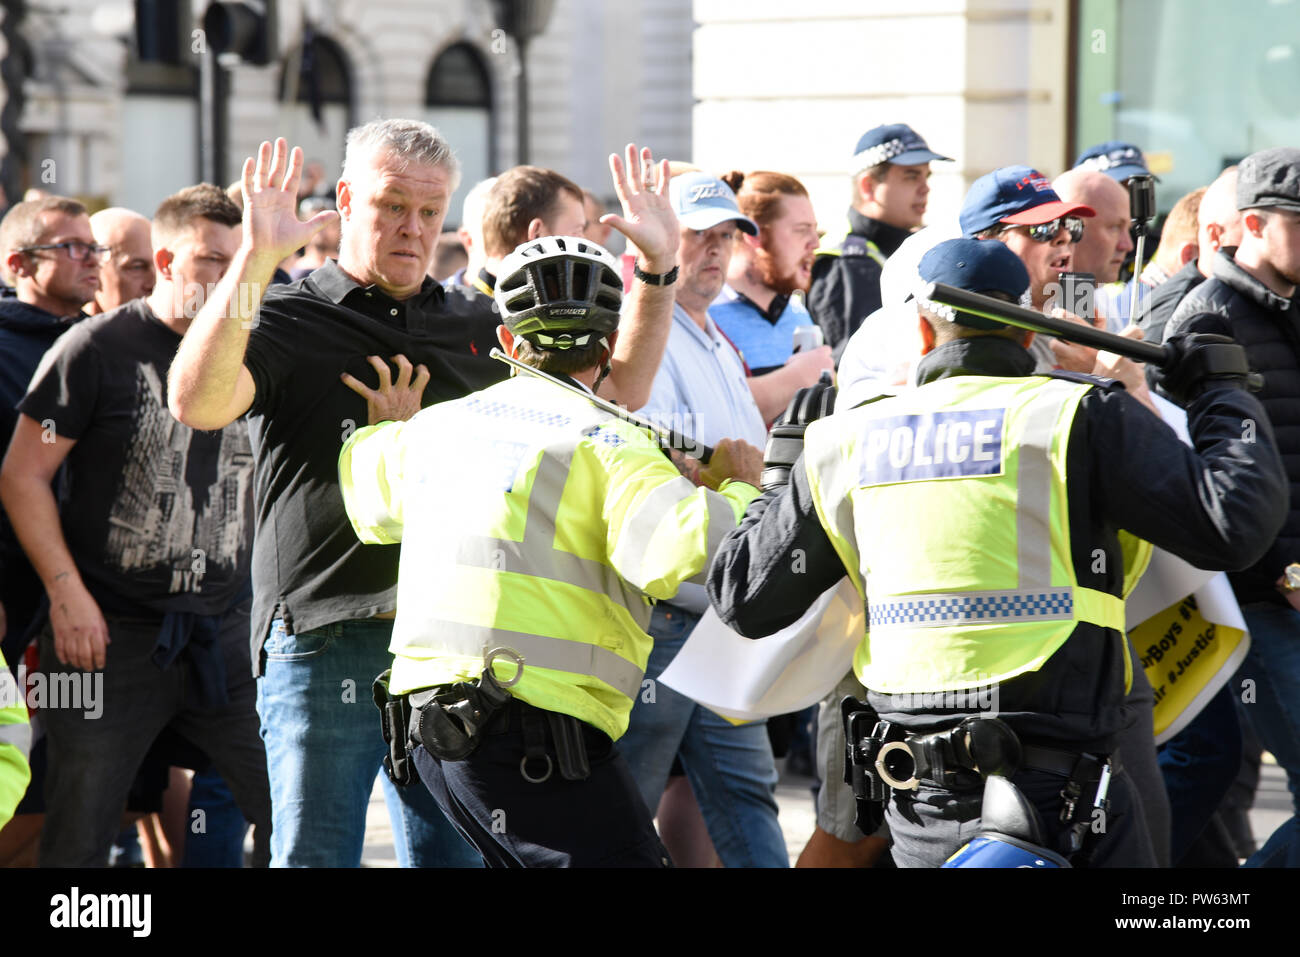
920;283;1267;392
490;348;714;464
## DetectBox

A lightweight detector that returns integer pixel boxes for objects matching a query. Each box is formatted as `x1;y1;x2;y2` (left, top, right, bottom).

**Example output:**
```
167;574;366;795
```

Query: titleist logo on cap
688;183;730;203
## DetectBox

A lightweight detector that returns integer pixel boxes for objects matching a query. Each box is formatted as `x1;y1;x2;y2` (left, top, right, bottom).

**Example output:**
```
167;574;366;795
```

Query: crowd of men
0;113;1297;870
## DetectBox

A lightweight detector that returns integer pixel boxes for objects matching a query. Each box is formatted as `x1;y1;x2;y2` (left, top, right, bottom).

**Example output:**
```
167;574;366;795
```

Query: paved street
359;755;1290;867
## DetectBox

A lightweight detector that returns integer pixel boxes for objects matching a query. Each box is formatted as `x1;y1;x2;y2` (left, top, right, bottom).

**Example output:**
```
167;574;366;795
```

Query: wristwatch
1282;563;1300;592
633;262;678;286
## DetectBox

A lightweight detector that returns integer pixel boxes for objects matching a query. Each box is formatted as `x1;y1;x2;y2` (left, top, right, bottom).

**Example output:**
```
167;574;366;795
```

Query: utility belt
373;647;592;787
841;697;1116;860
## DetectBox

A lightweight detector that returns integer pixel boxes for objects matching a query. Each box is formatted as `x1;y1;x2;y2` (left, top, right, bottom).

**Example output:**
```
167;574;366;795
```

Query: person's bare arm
0;416;106;671
595;144;680;412
746;346;835;422
169;138;338;430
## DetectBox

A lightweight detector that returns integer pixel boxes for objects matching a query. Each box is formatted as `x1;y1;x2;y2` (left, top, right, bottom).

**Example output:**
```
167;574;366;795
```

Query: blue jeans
1235;601;1300;868
1157;684;1241;866
256;618;481;868
183;766;249;868
618;604;788;867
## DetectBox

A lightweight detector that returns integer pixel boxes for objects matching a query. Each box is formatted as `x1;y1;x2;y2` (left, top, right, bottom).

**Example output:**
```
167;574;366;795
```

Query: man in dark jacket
0;196;100;660
1162;147;1300;868
809;124;953;359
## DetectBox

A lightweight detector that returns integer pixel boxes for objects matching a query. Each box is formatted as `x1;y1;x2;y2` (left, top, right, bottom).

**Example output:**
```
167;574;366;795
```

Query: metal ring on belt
484;645;525;687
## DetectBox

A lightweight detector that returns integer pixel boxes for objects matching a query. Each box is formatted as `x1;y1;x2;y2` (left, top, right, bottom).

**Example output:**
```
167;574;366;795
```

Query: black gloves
1153;333;1258;405
762;372;836;489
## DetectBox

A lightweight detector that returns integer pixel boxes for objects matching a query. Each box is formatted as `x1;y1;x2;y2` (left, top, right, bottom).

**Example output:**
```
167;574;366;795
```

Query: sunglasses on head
1011;216;1085;244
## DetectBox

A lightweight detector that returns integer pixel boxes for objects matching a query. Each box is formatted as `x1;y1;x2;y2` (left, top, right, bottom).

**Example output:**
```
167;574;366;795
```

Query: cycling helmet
493;235;624;352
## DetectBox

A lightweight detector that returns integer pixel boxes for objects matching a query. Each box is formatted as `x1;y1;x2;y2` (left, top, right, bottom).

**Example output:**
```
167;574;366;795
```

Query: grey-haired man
168;120;682;866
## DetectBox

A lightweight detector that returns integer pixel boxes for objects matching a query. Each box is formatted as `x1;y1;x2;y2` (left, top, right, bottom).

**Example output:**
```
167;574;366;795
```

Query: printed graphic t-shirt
19;299;253;617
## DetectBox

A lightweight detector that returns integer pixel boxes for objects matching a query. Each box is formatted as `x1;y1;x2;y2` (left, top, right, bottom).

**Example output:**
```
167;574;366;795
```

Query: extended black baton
490;348;714;464
921;282;1172;367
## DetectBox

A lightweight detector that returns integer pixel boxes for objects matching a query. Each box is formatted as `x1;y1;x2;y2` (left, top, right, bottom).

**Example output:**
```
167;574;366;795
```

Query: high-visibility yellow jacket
804;374;1150;695
339;375;759;741
0;652;32;828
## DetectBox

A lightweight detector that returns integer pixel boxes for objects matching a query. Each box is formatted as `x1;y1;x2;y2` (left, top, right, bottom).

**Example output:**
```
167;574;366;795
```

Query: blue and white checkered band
853;137;907;171
1080;148;1142;173
869;589;1075;628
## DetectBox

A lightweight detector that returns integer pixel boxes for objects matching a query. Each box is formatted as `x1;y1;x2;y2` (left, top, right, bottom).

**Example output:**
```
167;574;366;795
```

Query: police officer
808;123;953;358
0;648;30;828
340;236;764;867
708;237;1288;867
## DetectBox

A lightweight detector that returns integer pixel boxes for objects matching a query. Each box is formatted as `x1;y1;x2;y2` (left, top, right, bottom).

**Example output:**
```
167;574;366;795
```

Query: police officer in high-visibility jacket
0;649;31;828
340;236;764;867
708;238;1289;867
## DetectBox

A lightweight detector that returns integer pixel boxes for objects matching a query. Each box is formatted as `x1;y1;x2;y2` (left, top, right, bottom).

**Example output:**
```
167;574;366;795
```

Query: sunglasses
1010;216;1085;244
18;240;111;262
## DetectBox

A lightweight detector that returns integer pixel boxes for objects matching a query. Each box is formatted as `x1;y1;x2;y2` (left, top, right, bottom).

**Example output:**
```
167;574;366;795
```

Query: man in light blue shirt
620;171;788;867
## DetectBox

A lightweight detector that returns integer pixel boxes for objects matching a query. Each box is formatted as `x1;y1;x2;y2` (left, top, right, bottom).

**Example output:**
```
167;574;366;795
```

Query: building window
277;32;352;190
426;42;493;229
1074;0;1300;215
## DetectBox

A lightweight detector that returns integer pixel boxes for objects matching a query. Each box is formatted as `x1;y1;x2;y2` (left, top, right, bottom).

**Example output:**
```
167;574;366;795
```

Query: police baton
920;282;1172;366
490;348;714;464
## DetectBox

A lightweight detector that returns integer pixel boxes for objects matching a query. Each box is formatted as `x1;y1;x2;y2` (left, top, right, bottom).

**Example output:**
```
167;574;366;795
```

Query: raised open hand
241;138;339;264
602;143;679;273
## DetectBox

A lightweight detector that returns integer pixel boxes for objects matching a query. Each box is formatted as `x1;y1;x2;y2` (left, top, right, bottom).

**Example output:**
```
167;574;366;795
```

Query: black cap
1237;147;1300;213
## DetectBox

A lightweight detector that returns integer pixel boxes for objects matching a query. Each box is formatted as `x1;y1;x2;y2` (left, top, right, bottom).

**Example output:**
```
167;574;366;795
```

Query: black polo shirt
242;260;507;668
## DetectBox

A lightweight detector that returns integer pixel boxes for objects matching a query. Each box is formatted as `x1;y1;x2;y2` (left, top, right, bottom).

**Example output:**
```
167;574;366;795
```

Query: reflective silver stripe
422;621;644;700
457;534;647;629
0;721;31;758
441;420;655;679
869;587;1074;629
608;474;700;589
457;431;651;626
686;489;743;586
1017;381;1078;588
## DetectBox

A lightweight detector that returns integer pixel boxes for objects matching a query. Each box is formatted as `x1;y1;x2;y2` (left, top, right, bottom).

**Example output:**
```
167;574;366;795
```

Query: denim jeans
618;603;788;867
256;617;480;868
182;766;249;868
40;600;270;867
1234;601;1300;868
1157;683;1242;866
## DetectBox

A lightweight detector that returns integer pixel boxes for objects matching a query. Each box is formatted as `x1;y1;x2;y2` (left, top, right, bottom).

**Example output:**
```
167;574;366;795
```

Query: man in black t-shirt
0;184;271;867
167;120;681;867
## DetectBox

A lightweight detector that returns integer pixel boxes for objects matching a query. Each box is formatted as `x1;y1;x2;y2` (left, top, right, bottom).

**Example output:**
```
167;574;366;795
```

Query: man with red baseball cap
960;165;1096;314
960;166;1098;372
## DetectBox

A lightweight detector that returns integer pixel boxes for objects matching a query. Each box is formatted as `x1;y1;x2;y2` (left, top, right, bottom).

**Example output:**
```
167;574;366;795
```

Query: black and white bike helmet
494;236;624;351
